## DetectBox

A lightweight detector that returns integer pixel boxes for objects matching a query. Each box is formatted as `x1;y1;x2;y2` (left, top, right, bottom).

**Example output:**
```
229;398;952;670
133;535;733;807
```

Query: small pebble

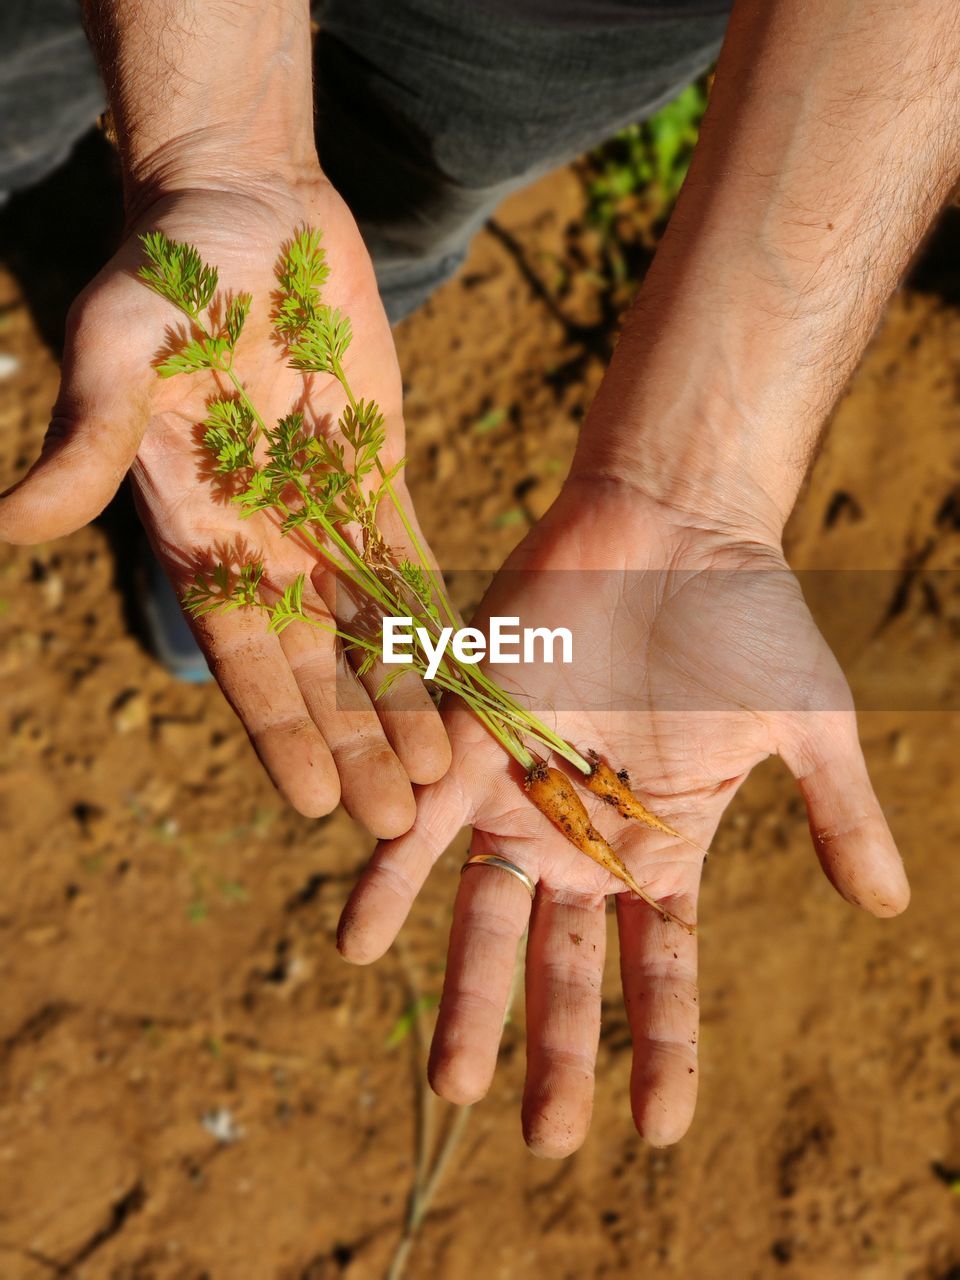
41;574;63;609
23;924;60;947
202;1107;244;1145
891;730;913;766
0;352;20;380
111;689;149;733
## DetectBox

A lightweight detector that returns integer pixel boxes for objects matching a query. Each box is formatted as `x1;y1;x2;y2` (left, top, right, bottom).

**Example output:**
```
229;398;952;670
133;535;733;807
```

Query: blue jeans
0;0;727;319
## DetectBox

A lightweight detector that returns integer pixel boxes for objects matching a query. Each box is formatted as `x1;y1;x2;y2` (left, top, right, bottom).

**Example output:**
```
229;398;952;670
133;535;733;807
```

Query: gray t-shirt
477;0;731;24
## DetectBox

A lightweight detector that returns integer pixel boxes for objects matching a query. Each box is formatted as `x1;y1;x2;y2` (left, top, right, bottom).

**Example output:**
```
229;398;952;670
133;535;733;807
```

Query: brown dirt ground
0;151;959;1280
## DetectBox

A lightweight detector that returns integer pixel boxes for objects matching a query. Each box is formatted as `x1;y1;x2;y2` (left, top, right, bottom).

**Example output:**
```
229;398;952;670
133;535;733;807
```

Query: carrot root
584;751;708;857
523;762;695;933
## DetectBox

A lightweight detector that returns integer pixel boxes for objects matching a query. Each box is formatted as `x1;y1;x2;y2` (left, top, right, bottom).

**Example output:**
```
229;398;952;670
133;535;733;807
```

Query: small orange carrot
524;762;695;932
585;751;706;856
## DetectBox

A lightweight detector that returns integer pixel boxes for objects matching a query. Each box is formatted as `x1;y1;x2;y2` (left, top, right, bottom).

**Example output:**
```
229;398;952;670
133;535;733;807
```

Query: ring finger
428;835;535;1106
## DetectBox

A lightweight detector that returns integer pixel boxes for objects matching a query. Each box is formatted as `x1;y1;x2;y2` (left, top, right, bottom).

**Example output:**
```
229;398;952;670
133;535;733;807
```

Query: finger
522;889;606;1158
337;771;470;964
194;604;341;819
617;890;699;1147
279;582;418;839
780;712;909;917
354;657;450;786
428;851;533;1106
378;476;446;579
0;286;154;544
310;563;451;787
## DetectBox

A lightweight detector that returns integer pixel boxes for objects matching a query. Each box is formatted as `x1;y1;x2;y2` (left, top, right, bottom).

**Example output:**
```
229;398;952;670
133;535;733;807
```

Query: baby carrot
585;751;706;856
524;762;695;932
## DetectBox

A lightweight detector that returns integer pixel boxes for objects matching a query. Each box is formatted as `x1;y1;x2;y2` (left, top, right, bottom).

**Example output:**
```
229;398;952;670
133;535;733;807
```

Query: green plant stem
326;352;590;772
273;607;379;653
278;604;561;769
289;505;400;613
219;362;394;609
468;700;536;770
387;950;524;1280
226;365;268;435
387;1103;471;1280
464;665;591;772
186;283;590;777
267;614;565;771
379;464;461;630
408;1107;472;1230
428;668;574;763
331;351;461;630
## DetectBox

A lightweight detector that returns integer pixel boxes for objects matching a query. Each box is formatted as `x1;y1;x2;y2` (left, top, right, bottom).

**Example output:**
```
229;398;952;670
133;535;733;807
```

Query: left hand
335;478;909;1156
0;175;451;834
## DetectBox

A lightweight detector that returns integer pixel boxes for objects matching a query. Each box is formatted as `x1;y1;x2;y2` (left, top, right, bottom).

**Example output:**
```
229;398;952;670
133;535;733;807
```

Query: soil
0;138;958;1280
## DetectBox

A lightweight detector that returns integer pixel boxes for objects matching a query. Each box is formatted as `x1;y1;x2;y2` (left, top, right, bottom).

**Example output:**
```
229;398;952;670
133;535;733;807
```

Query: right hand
0;170;450;834
337;480;909;1154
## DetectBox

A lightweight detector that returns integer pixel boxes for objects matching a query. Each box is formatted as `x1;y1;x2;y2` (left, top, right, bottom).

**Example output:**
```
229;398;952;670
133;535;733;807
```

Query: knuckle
367;857;417;907
538;957;603;999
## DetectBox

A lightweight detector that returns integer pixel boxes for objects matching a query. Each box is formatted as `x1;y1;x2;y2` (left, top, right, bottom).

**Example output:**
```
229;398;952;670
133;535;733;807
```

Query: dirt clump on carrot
523;761;695;933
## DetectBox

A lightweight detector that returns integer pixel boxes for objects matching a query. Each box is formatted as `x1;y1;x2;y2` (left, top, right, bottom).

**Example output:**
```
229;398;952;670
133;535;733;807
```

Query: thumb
780;711;910;918
0;287;153;544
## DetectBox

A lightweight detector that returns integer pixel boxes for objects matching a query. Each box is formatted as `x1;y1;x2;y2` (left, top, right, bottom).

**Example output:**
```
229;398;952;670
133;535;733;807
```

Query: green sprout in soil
138;227;702;929
584;78;708;283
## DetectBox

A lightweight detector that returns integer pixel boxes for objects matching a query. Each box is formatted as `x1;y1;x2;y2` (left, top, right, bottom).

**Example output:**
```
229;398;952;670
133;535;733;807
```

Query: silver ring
461;852;536;899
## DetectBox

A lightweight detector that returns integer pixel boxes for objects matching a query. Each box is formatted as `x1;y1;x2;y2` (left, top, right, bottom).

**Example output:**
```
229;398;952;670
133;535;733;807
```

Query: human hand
0;174;450;833
336;480;909;1154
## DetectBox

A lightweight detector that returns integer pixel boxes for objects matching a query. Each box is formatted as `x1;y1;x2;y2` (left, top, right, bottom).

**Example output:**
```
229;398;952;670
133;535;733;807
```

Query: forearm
574;0;960;540
82;0;317;206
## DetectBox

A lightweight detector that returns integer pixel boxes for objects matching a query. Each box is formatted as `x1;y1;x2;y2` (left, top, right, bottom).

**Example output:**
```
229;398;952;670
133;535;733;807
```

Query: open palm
338;480;909;1155
0;176;449;833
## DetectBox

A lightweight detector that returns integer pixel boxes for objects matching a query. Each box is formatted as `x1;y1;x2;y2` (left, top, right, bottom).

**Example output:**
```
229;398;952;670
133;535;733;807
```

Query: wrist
570;290;817;547
571;395;799;549
535;471;790;593
120;130;323;226
86;0;318;216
